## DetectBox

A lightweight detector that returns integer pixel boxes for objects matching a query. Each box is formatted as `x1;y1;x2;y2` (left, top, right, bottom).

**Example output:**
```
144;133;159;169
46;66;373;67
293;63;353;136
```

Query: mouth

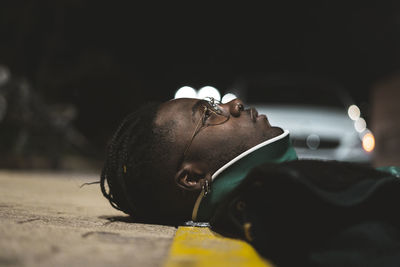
250;107;258;122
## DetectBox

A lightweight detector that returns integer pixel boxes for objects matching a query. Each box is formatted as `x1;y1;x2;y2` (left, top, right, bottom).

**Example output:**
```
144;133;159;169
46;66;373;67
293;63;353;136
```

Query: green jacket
193;133;400;267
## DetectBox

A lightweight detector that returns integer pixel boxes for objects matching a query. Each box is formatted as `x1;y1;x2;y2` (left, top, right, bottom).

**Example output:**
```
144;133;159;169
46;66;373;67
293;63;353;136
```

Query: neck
212;130;293;181
192;130;298;221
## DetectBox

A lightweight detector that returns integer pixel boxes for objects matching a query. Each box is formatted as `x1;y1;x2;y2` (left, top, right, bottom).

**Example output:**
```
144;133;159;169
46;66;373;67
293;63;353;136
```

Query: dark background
1;1;399;168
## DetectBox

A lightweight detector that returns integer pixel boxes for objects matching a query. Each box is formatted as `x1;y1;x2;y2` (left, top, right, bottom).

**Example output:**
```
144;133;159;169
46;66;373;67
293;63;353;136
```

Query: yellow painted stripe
164;226;274;267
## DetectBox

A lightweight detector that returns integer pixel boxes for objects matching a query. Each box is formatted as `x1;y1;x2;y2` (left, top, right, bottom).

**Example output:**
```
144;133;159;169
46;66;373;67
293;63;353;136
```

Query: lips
250;107;270;126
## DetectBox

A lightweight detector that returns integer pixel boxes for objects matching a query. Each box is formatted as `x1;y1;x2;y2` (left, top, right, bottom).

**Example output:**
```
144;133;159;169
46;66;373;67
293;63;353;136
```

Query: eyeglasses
183;97;230;157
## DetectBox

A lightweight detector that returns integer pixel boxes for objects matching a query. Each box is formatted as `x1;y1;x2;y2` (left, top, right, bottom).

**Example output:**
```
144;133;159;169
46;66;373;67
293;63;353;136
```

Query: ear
175;163;211;191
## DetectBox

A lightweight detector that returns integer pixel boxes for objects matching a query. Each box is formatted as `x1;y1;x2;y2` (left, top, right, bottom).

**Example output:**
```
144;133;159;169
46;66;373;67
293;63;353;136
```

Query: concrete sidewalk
0;171;176;267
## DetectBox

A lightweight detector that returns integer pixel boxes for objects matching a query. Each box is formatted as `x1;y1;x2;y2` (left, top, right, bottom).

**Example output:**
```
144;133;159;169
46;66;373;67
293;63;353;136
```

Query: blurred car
238;74;374;163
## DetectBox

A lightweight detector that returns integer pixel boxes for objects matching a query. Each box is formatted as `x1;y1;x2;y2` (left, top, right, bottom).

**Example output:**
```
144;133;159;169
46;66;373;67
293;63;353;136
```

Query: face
154;97;283;193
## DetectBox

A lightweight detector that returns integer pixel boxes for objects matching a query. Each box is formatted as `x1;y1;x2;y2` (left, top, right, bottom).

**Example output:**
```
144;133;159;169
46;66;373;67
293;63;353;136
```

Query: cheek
196;124;255;151
219;119;260;139
192;117;267;152
216;120;271;149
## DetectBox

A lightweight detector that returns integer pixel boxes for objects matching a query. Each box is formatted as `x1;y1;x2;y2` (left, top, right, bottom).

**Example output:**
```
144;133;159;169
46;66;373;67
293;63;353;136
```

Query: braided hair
100;102;175;222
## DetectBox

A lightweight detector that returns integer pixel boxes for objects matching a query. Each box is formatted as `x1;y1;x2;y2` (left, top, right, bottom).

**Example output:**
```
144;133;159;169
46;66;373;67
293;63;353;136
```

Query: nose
221;98;245;117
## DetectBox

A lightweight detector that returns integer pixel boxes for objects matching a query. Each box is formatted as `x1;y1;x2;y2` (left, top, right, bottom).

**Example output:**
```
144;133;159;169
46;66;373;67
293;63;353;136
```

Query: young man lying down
100;97;400;267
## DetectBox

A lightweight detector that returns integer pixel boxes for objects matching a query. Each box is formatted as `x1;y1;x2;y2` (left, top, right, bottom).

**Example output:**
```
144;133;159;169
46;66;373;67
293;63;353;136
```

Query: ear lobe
175;164;209;191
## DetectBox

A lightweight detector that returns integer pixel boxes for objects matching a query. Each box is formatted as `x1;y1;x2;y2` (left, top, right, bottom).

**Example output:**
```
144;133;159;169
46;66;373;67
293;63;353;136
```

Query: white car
238;74;374;163
253;104;372;163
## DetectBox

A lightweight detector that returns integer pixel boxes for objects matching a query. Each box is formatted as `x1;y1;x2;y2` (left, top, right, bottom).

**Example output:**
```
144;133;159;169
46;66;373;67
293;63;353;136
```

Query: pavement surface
0;170;176;267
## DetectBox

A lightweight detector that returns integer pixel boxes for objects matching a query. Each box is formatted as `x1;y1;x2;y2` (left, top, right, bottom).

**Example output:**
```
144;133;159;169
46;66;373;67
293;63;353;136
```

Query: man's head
101;98;282;224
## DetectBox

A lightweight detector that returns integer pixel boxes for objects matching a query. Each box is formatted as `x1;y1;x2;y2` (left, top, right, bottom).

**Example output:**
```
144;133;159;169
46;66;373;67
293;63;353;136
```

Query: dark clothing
210;160;400;267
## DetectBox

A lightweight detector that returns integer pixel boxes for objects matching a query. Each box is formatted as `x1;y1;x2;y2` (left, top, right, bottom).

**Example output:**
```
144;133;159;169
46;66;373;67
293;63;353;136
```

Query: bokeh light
306;134;320;150
197;86;221;101
0;65;10;86
348;105;361;120
174;86;197;99
354;118;367;132
221;93;237;103
362;132;375;152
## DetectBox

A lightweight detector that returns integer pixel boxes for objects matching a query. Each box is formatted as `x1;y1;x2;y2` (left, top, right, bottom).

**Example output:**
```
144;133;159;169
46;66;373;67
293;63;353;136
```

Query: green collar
376;166;400;177
192;130;298;221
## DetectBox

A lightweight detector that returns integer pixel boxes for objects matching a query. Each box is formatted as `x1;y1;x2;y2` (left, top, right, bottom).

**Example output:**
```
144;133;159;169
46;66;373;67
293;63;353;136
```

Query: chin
263;127;284;139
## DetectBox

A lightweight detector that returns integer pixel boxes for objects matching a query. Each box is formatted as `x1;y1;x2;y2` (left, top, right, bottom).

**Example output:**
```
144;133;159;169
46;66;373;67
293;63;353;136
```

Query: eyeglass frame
182;97;230;157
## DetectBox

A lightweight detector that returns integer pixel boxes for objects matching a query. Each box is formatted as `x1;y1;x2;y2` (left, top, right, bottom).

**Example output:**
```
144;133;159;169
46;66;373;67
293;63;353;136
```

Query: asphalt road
0;170;176;267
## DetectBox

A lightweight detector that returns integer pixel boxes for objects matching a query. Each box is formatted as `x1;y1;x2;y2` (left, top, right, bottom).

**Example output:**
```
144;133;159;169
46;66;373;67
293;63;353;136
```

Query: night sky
1;1;400;153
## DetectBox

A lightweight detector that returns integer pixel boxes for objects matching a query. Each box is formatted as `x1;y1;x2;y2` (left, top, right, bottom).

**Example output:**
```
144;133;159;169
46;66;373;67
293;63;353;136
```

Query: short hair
100;102;176;223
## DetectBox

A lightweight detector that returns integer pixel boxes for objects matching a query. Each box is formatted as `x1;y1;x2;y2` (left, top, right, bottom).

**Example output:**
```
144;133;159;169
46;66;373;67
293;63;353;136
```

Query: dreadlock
100;102;174;221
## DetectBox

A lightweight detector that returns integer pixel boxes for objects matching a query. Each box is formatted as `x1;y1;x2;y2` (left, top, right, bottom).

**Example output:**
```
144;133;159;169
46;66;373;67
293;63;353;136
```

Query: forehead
154;98;199;127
